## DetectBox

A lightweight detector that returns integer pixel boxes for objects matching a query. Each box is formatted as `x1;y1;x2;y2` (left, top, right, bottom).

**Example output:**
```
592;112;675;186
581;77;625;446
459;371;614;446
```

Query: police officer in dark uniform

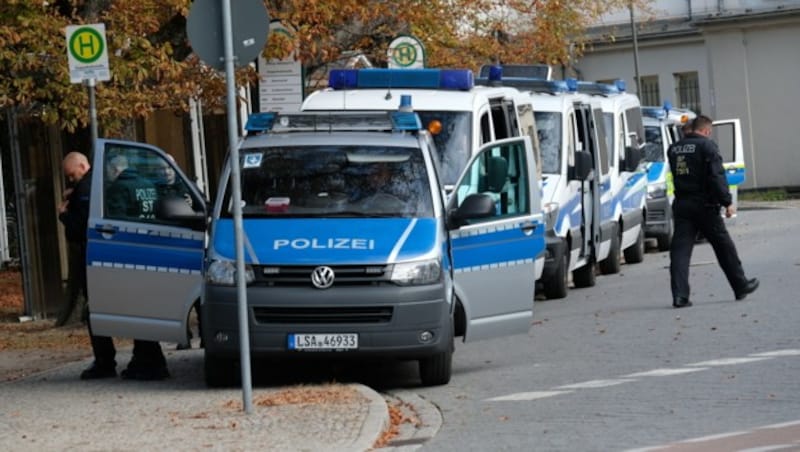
667;115;759;308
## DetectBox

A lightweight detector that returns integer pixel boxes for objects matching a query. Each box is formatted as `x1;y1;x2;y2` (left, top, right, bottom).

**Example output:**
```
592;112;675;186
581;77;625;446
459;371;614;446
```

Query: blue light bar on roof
476;77;573;94
641;107;667;119
328;68;474;91
577;79;626;95
245;112;277;132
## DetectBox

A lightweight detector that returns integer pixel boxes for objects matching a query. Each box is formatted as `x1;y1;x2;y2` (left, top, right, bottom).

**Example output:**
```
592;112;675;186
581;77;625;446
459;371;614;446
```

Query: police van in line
576;81;647;271
85;99;545;387
301;68;546;279
640;103;745;250
478;70;618;299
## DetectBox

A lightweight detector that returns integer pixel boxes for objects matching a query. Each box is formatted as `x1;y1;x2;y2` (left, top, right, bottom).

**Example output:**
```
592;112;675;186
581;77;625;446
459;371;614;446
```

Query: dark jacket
667;132;732;207
58;170;92;244
106;168;158;220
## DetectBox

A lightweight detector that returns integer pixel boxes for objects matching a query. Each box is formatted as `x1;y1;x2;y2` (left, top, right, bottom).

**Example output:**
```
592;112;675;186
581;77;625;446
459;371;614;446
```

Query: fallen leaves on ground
223;385;365;411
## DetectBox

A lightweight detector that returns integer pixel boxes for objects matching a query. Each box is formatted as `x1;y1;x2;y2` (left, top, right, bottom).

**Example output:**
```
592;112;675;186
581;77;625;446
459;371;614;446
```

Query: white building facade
576;0;800;189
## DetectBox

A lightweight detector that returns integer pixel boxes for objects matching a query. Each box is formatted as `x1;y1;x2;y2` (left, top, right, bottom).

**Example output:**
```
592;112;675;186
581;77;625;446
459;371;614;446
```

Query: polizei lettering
273;238;376;250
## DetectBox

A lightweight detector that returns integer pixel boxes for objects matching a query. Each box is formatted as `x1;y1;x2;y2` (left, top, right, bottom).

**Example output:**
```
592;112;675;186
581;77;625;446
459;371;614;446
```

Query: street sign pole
221;0;254;414
86;78;98;160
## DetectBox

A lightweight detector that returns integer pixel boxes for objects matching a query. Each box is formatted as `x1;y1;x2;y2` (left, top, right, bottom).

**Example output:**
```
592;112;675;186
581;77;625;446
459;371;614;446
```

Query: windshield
224;145;434;218
534;111;561;174
643;125;664;162
417;111;472;186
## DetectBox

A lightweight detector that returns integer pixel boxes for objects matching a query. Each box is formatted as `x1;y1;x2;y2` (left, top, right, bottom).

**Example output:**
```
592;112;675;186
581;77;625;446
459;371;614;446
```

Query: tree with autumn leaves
0;0;649;135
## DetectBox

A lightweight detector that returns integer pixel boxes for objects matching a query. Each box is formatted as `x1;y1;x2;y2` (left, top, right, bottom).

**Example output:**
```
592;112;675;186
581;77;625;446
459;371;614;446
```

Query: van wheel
419;323;454;386
624;227;645;264
204;352;239;388
544;251;568;299
599;225;621;274
573;261;596;288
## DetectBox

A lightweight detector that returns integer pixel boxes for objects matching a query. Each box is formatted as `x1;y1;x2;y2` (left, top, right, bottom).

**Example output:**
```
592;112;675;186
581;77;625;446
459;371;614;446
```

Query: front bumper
202;282;450;360
645;196;671;237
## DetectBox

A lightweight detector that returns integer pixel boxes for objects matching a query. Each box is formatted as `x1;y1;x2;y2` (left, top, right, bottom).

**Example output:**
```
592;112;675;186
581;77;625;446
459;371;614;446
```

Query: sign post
187;0;269;415
66;23;110;158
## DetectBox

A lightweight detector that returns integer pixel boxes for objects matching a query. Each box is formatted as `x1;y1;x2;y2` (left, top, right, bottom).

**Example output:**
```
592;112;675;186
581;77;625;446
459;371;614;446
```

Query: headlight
647;182;667;199
543;202;559;231
206;260;255;286
391;259;441;286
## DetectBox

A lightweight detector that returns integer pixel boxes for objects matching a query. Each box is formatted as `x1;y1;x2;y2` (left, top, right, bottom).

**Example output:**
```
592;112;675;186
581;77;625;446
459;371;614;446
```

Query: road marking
622;367;709;378
750;349;800;358
556;379;635;389
687;357;770;367
485;391;572;401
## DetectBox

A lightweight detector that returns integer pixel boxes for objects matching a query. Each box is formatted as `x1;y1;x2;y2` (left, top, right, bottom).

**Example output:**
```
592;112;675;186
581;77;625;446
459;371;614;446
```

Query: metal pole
87;78;98;160
221;0;253;414
629;2;643;96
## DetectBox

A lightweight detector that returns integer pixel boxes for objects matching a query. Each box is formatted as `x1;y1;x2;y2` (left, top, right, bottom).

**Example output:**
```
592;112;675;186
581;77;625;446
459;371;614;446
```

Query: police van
576;81;647;271
641;104;745;250
477;70;617;298
85;103;545;387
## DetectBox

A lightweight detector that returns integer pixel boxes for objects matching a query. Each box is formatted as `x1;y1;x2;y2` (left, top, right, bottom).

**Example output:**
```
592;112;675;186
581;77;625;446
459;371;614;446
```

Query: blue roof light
245;112;277;132
566;78;579;92
327;68;473;91
641;107;667;119
488;65;502;81
614;79;626;92
399;94;413;112
663;100;673;113
576;81;621;95
390;111;422;131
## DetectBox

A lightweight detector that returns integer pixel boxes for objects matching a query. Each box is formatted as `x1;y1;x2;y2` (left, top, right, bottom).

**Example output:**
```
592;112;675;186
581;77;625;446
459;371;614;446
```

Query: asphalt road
396;203;800;451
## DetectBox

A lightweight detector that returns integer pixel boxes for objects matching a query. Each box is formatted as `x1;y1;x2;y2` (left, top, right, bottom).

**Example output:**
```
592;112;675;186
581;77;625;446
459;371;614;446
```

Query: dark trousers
669;199;748;299
87;318;165;369
57;241;86;326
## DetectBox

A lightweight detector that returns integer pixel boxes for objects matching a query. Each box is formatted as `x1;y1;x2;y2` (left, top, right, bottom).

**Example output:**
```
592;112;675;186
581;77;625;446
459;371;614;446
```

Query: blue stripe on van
452;222;544;270
212;218;437;265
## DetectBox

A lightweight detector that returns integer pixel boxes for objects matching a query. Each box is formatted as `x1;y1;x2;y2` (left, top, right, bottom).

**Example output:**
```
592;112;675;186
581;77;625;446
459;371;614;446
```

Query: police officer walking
667;115;759;308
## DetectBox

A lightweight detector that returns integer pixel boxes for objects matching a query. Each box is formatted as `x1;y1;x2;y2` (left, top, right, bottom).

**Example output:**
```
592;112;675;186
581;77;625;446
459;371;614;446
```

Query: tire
419;323;454;386
572;260;596;288
543;251;569;299
599;224;621;274
204;352;239;388
624;227;645;264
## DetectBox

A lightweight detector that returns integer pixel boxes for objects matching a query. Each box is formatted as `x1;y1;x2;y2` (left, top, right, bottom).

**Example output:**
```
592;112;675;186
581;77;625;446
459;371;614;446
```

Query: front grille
647;210;666;222
253;265;391;287
253;306;393;324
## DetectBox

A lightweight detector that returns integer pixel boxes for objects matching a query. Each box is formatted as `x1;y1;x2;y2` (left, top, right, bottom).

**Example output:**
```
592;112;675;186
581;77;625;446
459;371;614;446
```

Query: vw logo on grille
311;266;335;289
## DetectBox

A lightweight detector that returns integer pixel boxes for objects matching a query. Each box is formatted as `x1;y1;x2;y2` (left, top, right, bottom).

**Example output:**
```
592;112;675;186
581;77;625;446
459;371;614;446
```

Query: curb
377;390;443;451
352;384;391;451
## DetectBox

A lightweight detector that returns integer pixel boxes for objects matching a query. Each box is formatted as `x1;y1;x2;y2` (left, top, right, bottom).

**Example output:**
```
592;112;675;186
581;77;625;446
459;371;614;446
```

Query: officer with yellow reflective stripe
667;115;759;308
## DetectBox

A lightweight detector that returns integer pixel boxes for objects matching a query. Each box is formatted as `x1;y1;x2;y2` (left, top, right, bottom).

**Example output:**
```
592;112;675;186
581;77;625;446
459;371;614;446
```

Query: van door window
534;111;561;174
479;112;492;145
455;141;530;221
103;145;200;223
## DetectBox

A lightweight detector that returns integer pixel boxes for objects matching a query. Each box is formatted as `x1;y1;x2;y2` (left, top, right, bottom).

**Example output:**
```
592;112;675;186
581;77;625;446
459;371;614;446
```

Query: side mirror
447;193;496;229
158;197;208;231
570;150;593;181
624;145;642;171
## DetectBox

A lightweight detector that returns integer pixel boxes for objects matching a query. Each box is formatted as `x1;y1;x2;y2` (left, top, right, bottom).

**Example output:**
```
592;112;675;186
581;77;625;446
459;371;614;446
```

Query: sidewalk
0;349;390;451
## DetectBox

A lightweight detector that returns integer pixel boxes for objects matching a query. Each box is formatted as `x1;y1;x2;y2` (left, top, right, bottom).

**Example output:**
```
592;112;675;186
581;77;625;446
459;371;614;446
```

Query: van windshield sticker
243;153;263;168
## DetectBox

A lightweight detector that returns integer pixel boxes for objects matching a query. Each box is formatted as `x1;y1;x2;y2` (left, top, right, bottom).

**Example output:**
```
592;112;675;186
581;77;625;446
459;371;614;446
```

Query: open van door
712;119;744;214
86;139;206;343
448;136;545;342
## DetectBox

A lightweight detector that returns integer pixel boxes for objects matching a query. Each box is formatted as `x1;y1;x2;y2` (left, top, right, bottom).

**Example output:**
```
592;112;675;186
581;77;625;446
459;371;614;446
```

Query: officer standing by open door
667;115;759;308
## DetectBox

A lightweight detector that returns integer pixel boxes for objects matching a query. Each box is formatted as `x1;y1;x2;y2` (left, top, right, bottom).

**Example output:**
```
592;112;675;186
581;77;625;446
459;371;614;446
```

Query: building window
674;72;701;113
638;75;660;106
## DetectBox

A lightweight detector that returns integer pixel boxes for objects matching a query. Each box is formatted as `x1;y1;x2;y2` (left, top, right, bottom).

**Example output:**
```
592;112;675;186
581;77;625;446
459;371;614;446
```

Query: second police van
476;68;619;299
84;93;545;387
640;103;745;250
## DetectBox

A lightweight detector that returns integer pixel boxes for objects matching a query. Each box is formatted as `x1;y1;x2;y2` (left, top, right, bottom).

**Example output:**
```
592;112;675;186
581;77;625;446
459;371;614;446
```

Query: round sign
387;35;426;69
69;27;105;64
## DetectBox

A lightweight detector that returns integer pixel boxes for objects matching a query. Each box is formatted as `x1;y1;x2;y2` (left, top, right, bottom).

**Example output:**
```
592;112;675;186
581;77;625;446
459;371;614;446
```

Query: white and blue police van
641;103;745;249
479;70;617;298
85;101;545;387
576;81;647;272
